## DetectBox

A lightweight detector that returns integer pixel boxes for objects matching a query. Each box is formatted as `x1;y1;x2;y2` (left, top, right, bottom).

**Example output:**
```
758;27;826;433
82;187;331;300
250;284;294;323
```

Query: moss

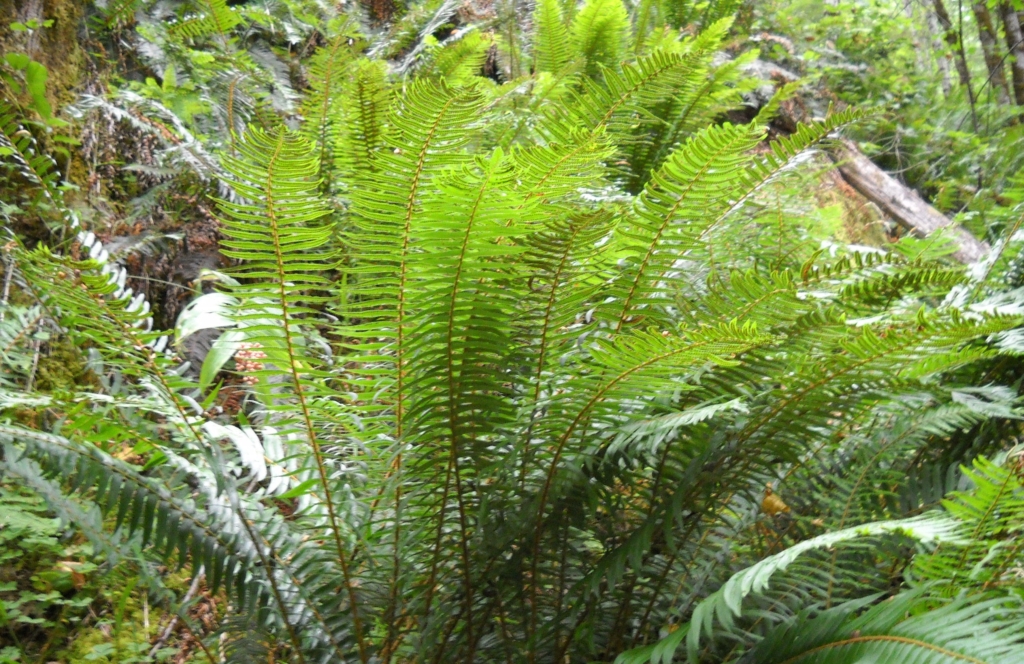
810;155;894;249
56;605;169;664
54;568;198;663
0;0;86;109
34;337;100;392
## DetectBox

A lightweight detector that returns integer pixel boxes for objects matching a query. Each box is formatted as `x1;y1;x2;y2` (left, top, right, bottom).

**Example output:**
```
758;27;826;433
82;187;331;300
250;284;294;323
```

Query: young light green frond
217;127;337;362
424;31;493;84
512;126;614;199
555;49;705;141
300;32;360;183
622;49;759;192
533;0;572;74
170;0;243;41
571;0;630;80
605;122;765;330
344;80;485;430
217;125;371;660
335;58;390;183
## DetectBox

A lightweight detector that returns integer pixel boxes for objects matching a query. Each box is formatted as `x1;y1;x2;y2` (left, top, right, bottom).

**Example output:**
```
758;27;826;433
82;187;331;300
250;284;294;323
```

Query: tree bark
926;3;953;95
932;0;973;88
830;140;989;263
1000;2;1024;105
972;1;1012;104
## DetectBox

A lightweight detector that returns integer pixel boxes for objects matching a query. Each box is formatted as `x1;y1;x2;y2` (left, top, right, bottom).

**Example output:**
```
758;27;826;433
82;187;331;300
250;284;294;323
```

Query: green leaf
199;328;245;392
276;479;320;500
4;53;29;70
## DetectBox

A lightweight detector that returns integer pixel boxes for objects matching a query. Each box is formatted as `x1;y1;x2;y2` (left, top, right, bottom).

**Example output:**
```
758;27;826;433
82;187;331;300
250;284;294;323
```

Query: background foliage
2;0;1024;663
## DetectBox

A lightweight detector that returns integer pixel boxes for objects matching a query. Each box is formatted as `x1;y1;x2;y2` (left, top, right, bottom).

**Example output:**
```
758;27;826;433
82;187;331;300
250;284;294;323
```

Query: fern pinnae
218;126;371;663
430;155;520;653
948;459;1021;587
394;91;471;627
0;427;259;608
613;122;764;332
571;0;629;80
527;324;772;647
301;33;356;184
519;218;595;487
594;51;701;131
344;81;485;638
533;0;572;74
171;0;242;42
339;59;389;179
13;248;207;453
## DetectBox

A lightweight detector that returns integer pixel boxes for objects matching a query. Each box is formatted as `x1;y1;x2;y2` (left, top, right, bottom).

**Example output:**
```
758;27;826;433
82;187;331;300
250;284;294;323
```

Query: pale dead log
740;57;990;263
829;140;989;263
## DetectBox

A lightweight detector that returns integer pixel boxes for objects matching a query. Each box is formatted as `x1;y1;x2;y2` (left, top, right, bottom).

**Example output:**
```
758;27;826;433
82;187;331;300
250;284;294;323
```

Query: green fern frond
300;32;360;183
615;514;962;664
751;590;1024;664
913;455;1024;594
571;0;630;80
0;101;77;238
335;58;390;183
215;125;374;659
0;425;258;604
170;0;243;41
604;122;765;330
533;0;573;74
0;451;174;606
344;80;485;431
424;31;493;84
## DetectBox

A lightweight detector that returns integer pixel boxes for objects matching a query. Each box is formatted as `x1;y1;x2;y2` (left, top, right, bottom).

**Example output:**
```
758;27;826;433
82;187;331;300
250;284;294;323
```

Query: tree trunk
972;1;1012;104
1000;2;1024;105
905;1;932;86
927;3;953;96
932;0;973;88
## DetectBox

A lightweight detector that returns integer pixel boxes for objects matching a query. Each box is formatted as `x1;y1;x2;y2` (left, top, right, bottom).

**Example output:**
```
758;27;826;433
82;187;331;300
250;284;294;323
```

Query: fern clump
2;1;1024;663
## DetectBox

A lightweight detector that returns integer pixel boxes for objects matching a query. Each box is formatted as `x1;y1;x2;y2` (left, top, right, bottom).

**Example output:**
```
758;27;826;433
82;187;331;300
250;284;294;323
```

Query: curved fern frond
615;514;963;664
345;80;485;435
336;58;390;184
605;108;862;331
751;591;1024;664
300;32;359;184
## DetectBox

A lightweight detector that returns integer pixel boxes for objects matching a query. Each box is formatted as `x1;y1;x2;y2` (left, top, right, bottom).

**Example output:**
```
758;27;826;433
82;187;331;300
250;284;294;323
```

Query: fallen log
742;58;990;263
828;139;990;263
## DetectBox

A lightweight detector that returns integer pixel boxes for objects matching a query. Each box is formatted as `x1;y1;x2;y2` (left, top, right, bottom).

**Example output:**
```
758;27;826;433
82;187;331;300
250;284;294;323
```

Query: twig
0;254;13;322
25;338;40;391
150;565;205;658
